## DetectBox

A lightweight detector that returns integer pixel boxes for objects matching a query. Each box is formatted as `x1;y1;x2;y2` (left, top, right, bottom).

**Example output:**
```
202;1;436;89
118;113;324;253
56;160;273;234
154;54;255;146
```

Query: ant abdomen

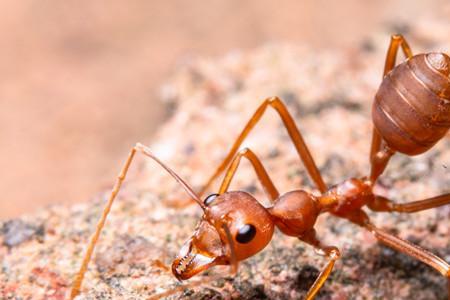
373;53;450;155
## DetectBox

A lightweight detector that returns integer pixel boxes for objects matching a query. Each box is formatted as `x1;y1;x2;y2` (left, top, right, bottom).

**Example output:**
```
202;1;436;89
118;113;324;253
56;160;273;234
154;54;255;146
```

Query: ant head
172;191;274;280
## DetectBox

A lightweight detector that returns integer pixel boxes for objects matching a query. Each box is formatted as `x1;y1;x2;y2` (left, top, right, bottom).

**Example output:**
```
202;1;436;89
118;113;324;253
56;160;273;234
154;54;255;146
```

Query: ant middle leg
299;229;341;300
199;96;326;197
218;147;279;202
368;193;450;213
370;34;413;183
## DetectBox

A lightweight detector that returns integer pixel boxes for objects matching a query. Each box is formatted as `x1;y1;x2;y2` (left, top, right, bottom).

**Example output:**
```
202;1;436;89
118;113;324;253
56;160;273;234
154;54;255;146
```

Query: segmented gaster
373;53;450;155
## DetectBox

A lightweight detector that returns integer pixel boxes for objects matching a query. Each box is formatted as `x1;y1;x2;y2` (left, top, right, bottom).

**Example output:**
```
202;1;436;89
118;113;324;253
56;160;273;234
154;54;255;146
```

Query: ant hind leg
365;222;450;297
368;193;450;213
343;209;450;298
369;34;414;183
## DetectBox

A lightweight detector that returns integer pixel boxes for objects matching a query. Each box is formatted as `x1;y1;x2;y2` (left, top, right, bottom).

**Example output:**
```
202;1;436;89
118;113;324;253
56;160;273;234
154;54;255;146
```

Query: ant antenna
135;143;206;210
71;143;205;299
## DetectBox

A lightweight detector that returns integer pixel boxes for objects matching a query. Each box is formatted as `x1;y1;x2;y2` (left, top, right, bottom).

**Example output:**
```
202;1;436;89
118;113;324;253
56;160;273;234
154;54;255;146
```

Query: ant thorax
322;178;375;215
268;190;320;237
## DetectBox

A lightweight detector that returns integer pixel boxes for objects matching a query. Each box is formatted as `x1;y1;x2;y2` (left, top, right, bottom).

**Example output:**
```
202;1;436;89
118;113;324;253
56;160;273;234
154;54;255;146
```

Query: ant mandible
70;34;450;299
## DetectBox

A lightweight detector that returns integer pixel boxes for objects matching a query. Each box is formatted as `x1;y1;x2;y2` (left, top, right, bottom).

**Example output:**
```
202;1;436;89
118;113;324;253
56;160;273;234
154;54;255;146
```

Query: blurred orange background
0;0;447;218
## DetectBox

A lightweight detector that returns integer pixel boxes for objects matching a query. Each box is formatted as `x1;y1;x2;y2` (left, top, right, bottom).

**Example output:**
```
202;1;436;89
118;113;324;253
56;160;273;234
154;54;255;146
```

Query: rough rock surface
1;21;450;299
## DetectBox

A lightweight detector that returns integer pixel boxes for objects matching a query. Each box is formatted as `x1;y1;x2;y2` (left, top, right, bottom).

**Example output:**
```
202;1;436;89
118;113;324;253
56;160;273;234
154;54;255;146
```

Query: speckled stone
1;19;450;300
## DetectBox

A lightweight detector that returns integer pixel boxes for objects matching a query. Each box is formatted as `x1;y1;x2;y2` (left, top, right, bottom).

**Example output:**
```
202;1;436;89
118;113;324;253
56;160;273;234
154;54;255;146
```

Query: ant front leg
199;96;326;197
370;34;413;183
218;147;279;202
299;230;341;300
368;193;450;213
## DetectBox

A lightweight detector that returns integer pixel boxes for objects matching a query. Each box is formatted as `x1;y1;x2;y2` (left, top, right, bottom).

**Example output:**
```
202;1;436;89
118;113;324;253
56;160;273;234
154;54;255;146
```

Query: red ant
70;34;450;299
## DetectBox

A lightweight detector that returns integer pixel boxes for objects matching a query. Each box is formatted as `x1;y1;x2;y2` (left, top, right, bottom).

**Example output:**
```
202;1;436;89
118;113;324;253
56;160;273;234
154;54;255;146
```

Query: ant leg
370;34;413;183
365;222;450;295
368;193;450;213
299;230;341;300
382;34;413;78
199;96;326;197
218;147;279;202
70;143;205;300
344;210;450;296
147;274;225;300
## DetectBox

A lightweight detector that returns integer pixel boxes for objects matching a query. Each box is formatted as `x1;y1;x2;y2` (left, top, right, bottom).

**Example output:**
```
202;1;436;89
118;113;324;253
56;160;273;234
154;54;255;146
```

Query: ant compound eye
235;224;256;244
204;193;219;206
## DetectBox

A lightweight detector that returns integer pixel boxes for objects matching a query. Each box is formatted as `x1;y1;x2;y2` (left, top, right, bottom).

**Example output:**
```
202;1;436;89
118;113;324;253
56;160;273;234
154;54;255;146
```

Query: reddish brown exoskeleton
70;34;450;299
